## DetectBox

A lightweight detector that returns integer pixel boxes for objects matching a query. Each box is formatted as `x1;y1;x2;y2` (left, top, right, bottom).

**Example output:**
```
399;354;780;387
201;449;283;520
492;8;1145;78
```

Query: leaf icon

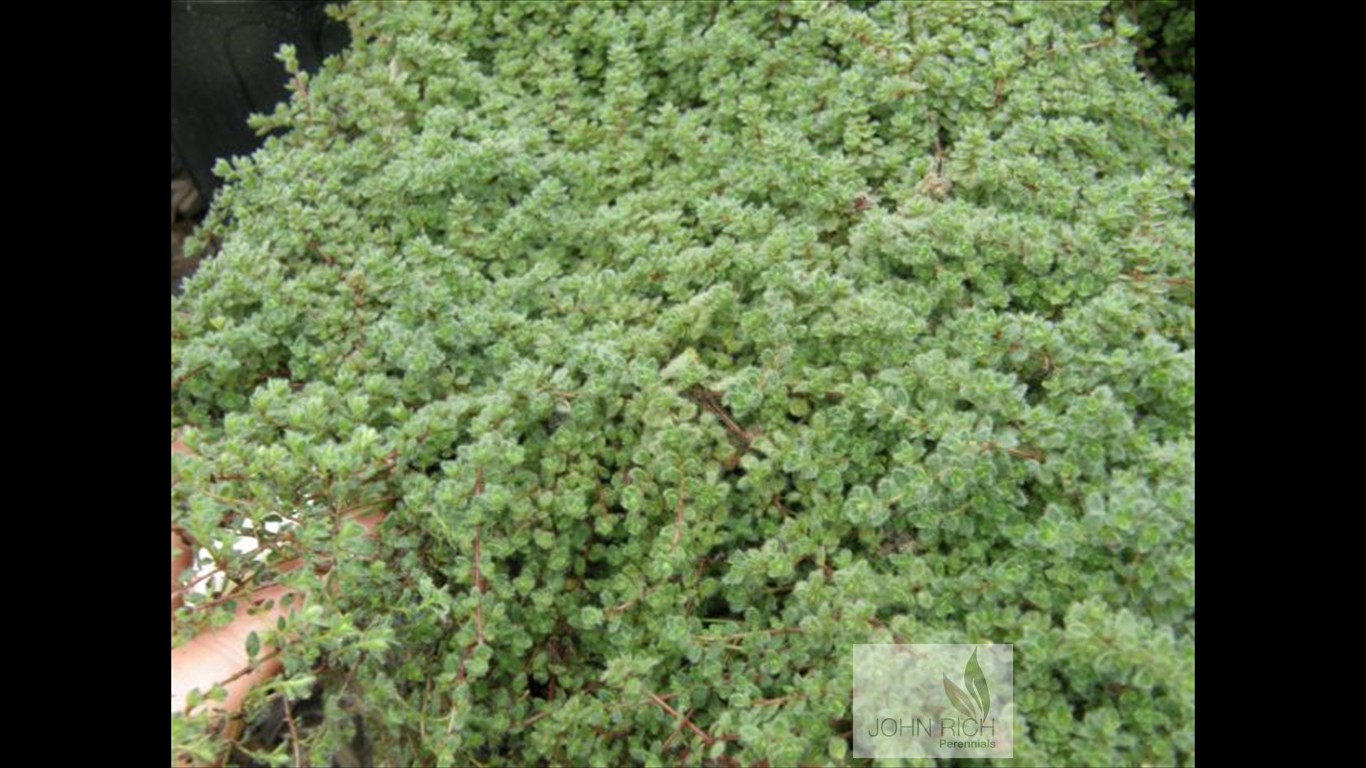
964;649;990;720
943;674;977;719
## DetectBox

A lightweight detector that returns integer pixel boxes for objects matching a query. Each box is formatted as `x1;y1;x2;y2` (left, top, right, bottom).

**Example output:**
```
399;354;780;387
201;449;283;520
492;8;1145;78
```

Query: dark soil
172;147;207;293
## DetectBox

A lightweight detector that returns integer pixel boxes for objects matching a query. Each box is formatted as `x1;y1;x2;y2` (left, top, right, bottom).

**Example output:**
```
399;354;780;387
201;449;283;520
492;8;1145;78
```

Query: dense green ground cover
172;2;1194;764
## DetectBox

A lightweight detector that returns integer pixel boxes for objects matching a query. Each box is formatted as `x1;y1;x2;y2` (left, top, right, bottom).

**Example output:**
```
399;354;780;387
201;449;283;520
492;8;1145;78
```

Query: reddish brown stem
282;695;304;767
606;582;667;618
770;494;791;518
981;441;1044;462
473;467;486;645
754;694;805;707
670;485;687;555
648;692;714;745
172;363;209;393
473;525;485;645
186;581;284;613
187;648;281;713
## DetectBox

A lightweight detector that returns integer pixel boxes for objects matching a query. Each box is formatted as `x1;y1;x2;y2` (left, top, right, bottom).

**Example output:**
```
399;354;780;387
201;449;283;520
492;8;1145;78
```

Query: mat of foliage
171;2;1194;765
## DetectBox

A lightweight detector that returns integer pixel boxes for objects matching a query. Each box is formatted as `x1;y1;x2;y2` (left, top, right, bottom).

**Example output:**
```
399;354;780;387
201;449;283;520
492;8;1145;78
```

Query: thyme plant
172;2;1194;765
